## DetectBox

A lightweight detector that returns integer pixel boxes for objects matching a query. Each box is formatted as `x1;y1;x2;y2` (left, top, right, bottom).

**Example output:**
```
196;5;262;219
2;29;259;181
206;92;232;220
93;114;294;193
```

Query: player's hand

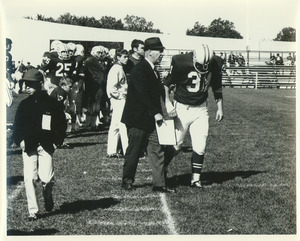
166;102;177;118
216;110;224;122
154;113;164;127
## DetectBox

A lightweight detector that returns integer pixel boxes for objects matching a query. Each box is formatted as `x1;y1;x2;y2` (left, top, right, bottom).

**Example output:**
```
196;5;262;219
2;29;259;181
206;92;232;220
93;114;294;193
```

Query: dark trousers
122;127;166;187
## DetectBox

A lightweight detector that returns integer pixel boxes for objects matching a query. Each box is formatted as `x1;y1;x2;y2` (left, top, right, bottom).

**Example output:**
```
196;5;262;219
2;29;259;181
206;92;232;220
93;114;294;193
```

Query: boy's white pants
107;98;128;156
22;145;54;214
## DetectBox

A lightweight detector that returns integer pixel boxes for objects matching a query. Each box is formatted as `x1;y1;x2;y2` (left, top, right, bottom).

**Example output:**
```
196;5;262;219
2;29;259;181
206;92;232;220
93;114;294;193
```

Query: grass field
5;87;296;236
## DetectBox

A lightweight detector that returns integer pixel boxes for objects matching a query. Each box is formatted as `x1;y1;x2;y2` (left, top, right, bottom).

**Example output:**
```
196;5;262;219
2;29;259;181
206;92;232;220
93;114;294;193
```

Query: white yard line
95;194;158;199
88;220;166;226
103;207;159;212
159;193;178;235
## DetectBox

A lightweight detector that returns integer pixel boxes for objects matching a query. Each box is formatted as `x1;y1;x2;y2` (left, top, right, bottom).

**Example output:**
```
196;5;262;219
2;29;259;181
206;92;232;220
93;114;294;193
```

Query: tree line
25;13;295;41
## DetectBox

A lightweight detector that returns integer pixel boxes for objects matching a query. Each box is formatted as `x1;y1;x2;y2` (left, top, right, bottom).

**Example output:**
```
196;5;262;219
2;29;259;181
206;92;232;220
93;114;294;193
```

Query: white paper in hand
155;119;176;145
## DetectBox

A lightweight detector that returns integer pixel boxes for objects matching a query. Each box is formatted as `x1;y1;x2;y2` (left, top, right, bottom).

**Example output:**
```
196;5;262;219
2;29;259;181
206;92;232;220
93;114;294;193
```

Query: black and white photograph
1;0;299;239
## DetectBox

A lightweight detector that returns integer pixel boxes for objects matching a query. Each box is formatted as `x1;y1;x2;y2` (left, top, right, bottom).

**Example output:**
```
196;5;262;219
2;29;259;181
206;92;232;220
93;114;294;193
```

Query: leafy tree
186;18;243;39
99;16;124;30
123;15;161;33
186;22;206;36
24;13;162;33
274;27;296;41
206;18;243;39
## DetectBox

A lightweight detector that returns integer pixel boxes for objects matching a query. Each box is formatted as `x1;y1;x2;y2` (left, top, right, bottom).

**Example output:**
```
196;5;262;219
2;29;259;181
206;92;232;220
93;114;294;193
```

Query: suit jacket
121;59;163;132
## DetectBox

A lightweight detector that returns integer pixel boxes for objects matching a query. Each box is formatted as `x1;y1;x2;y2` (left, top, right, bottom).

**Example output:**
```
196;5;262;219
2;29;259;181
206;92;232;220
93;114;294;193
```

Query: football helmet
193;44;212;74
56;42;69;60
67;42;76;57
50;40;63;52
74;44;85;56
91;46;104;59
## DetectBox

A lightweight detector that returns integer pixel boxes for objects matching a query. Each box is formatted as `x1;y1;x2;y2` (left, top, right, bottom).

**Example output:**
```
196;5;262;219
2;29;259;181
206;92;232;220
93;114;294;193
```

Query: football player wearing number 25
163;44;224;188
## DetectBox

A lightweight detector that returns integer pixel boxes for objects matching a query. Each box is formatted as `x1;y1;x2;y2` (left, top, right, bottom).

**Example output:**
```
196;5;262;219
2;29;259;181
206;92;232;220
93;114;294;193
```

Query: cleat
107;153;120;158
27;213;38;221
191;180;203;188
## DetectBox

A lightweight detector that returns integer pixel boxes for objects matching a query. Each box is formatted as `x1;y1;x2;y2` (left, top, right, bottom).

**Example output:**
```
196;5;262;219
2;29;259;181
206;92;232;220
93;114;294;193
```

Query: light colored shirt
106;63;127;100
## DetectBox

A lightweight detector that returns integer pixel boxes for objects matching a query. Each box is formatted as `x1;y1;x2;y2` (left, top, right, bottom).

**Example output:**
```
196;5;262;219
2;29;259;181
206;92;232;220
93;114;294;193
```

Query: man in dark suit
121;37;173;193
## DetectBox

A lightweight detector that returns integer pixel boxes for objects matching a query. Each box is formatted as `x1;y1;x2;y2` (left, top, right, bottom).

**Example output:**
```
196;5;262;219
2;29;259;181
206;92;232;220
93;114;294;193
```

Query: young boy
49;77;76;133
106;49;129;158
12;68;67;221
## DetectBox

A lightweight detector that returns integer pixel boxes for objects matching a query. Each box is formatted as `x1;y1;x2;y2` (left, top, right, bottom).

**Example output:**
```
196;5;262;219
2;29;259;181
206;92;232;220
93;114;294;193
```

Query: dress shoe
121;182;135;191
152;186;176;193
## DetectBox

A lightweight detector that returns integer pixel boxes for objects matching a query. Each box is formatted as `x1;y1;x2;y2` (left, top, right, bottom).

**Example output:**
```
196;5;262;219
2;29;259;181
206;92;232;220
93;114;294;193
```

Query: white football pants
22;145;54;214
174;101;209;155
107;98;128;155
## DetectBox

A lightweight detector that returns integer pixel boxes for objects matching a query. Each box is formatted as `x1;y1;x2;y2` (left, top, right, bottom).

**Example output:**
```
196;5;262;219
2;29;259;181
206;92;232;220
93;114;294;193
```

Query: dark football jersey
164;52;208;105
40;57;74;86
164;52;223;106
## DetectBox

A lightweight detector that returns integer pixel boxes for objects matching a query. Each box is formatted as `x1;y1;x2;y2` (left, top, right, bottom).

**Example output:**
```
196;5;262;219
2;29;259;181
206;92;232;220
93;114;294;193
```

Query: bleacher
157;49;296;90
222;65;296;89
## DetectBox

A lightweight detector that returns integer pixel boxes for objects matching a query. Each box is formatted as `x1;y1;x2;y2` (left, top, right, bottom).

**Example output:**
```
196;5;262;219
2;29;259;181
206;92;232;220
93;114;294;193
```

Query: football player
40;41;74;92
84;46;108;130
67;44;86;129
163;44;224;188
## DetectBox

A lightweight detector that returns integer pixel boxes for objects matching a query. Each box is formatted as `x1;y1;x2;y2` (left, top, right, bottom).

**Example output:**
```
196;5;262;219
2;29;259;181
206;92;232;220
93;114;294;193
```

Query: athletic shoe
107;153;121;158
27;213;38;221
190;180;203;188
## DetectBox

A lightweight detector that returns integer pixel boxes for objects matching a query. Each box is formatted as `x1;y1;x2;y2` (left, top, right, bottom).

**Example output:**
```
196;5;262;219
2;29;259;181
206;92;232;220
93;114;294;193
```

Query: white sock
191;173;200;182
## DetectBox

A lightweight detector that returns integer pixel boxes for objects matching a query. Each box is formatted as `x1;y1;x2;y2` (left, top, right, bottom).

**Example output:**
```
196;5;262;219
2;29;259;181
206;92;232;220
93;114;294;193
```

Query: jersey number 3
186;71;204;93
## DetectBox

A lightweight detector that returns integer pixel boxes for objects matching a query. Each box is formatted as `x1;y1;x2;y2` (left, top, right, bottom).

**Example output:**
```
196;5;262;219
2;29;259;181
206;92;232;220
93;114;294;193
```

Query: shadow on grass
66;129;109;139
169;170;265;187
7;175;23;186
39;197;120;218
181;146;193;153
7;228;59;235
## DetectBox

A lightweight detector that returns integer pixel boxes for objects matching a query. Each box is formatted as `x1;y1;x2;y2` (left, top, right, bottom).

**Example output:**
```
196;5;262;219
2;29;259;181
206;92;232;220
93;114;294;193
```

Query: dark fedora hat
144;37;165;51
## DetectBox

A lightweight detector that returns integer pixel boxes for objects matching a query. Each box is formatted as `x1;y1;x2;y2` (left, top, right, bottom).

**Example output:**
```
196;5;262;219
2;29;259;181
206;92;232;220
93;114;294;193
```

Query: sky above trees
2;0;299;41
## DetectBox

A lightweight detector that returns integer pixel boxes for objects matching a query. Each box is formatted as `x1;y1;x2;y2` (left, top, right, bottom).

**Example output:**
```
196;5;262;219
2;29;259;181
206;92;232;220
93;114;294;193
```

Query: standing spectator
121;37;174;193
6;38;14;106
49;77;73;111
26;62;34;70
124;39;145;75
84;46;107;130
123;39;147;158
72;44;86;126
11;68;67;221
106;49;129;158
6;38;14;83
163;45;224;188
17;61;27;94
